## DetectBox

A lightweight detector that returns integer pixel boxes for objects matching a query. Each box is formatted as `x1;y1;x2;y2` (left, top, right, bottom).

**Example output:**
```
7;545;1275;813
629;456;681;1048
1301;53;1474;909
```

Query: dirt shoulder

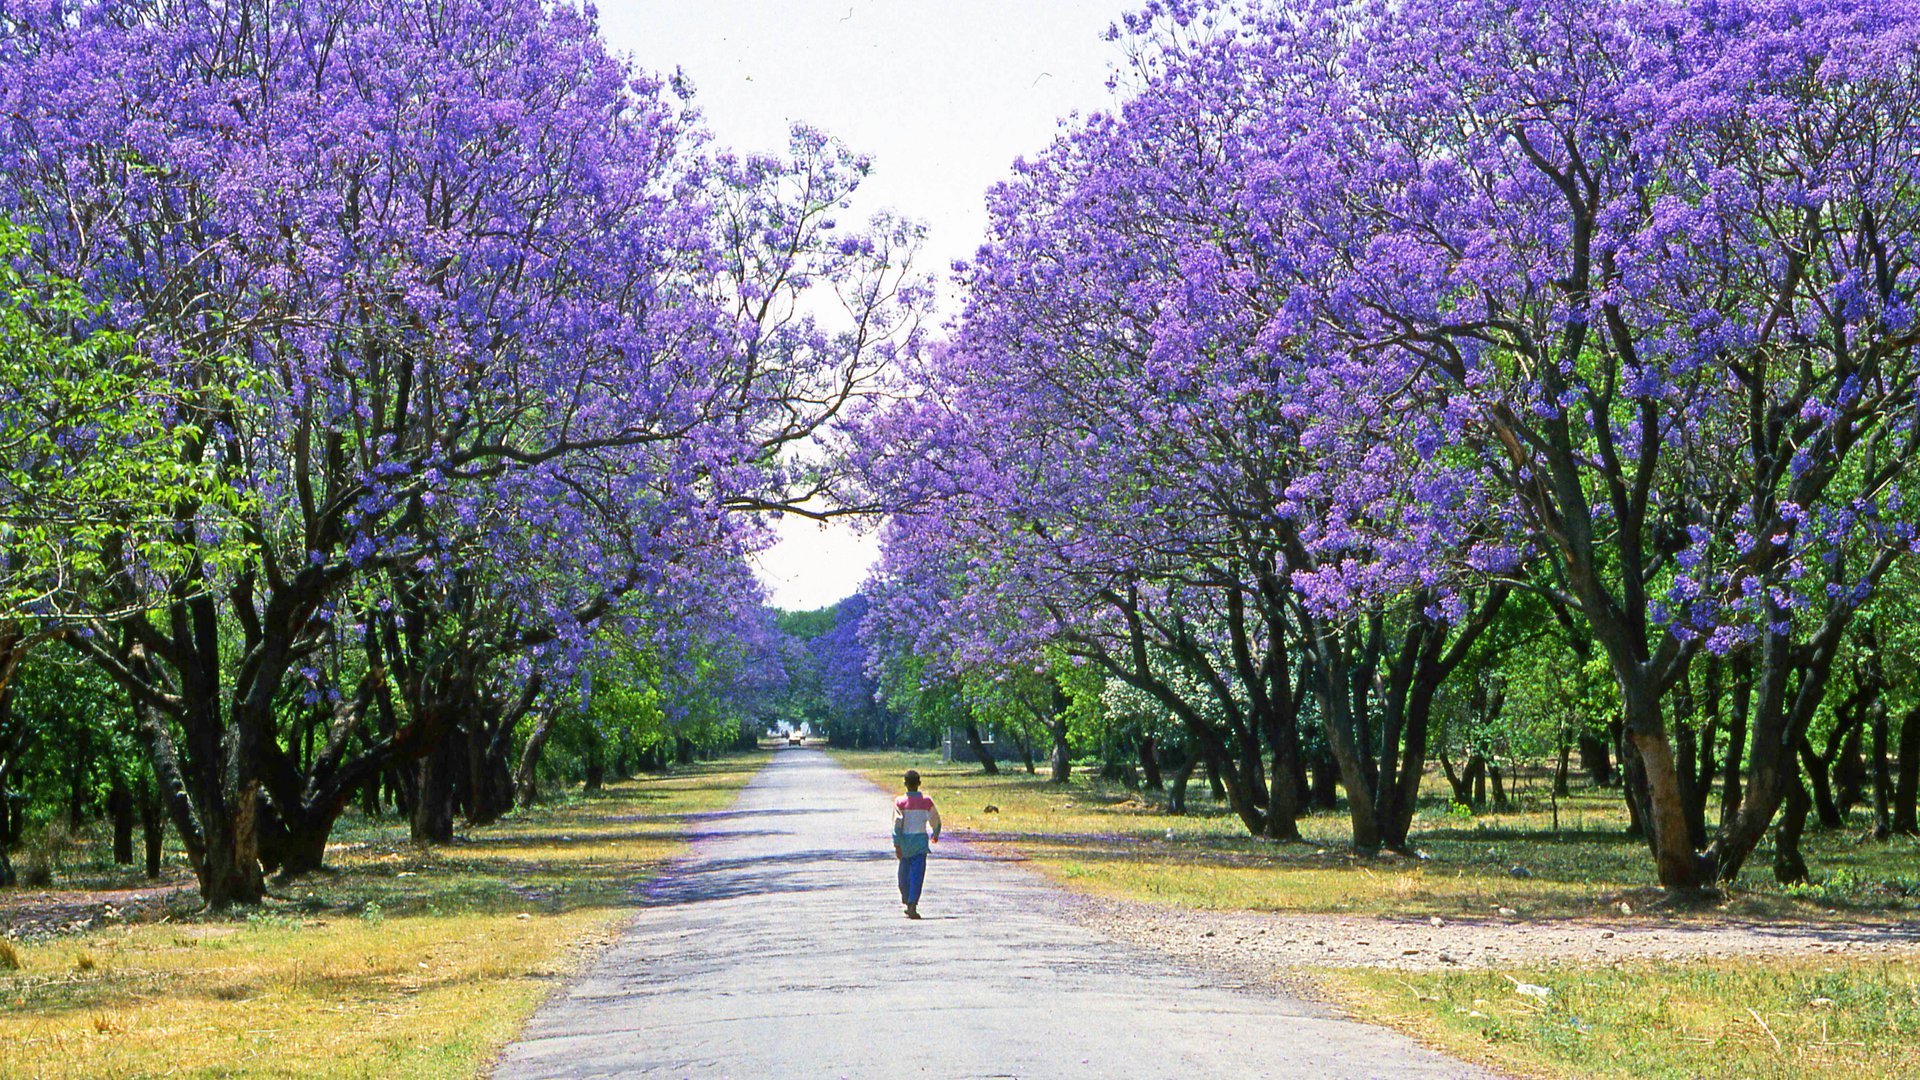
0;880;195;938
1064;890;1920;976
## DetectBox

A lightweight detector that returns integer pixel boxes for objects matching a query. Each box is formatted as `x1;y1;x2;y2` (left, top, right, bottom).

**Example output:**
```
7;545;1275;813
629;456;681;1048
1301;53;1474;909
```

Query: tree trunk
1895;703;1920;835
1307;636;1382;851
1440;752;1473;806
67;725;92;829
196;782;267;908
1138;735;1163;791
109;770;136;866
583;726;607;792
514;713;557;810
1870;697;1892;841
465;723;516;827
1488;760;1508;811
1263;740;1302;842
0;673;14;886
1554;733;1572;797
1625;683;1713;889
1577;731;1613;786
138;773;165;879
1167;753;1195;815
1773;767;1812;885
1801;738;1844;830
1673;717;1710;851
963;720;998;775
271;812;334;881
1047;718;1071;784
1307;752;1336;810
412;737;459;844
1720;658;1752;830
1833;721;1867;818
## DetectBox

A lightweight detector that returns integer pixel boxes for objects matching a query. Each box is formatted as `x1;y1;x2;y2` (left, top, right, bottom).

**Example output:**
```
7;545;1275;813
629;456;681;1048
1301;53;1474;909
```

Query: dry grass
1327;957;1920;1080
0;755;764;1079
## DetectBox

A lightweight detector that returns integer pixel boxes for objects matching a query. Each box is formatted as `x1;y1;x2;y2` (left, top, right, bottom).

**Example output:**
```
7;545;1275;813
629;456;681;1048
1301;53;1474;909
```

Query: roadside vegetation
837;752;1920;921
0;757;762;1080
1335;960;1920;1080
836;750;1920;1079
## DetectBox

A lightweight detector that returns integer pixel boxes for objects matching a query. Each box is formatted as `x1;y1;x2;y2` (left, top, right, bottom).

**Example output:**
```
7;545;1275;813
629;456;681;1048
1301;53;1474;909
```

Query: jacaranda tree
863;0;1920;890
0;0;921;905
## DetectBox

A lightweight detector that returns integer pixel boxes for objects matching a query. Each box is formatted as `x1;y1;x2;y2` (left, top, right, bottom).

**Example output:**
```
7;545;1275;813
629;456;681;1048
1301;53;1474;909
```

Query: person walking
892;769;941;919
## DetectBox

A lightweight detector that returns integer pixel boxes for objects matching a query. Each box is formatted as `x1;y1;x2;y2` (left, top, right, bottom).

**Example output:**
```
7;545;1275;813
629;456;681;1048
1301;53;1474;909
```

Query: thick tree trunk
582;727;607;792
963;720;999;776
138;774;165;879
1307;639;1382;851
1263;742;1302;842
412;737;459;844
1047;719;1071;784
1137;735;1163;791
1626;690;1712;889
1673;717;1709;851
1577;732;1613;786
1167;754;1195;814
1308;752;1337;810
196;783;267;908
1375;657;1442;850
1258;664;1306;842
465;724;516;827
271;813;334;881
1895;703;1920;835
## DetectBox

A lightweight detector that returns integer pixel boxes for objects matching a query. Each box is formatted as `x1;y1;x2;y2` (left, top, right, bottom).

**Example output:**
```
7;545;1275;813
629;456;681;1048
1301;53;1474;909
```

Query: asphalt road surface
492;748;1495;1080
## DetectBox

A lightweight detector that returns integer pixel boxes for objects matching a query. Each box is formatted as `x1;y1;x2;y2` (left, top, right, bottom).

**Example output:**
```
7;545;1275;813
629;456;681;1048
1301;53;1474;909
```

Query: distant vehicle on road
788;732;803;746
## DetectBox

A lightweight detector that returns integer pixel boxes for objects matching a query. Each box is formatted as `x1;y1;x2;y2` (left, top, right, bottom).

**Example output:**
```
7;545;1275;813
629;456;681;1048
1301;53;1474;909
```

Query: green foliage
0;218;247;626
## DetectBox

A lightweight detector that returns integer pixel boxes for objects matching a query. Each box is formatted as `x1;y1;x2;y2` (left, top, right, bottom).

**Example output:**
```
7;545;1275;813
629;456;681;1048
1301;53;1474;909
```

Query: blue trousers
898;852;927;905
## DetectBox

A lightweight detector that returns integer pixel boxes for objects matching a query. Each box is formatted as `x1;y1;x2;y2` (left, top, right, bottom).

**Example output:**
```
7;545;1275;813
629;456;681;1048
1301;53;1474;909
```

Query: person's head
904;769;921;792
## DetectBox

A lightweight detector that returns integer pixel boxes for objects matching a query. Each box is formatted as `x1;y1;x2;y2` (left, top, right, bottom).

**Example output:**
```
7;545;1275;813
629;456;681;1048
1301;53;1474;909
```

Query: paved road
493;749;1495;1079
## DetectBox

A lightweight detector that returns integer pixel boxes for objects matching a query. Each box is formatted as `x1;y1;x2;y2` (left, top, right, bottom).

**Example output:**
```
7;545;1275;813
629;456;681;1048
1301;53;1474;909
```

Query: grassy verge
1325;959;1920;1080
0;754;764;1079
834;750;1919;1080
832;750;1919;921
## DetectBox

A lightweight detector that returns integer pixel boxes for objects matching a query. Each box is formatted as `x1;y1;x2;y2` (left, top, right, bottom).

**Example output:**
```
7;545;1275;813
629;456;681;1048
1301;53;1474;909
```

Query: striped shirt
893;792;940;857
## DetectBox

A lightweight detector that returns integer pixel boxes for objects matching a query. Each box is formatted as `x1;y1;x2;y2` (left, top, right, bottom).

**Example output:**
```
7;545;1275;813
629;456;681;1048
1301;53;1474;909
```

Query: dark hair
904;769;921;791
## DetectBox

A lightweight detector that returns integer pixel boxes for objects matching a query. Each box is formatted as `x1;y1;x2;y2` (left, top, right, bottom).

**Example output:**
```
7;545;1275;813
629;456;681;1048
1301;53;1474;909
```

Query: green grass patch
1327;958;1920;1080
0;754;765;1079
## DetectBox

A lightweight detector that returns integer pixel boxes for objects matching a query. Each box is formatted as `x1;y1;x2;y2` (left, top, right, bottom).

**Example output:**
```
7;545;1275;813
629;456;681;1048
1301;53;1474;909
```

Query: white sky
597;0;1127;612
